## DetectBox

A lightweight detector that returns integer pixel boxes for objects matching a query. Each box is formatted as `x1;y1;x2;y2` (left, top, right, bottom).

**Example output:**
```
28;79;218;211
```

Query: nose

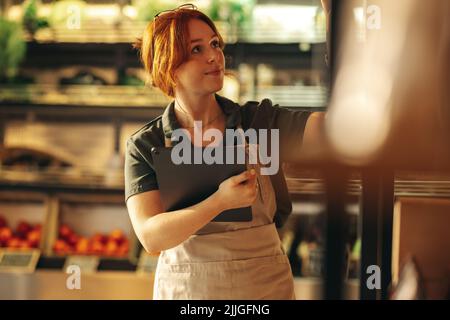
207;47;218;64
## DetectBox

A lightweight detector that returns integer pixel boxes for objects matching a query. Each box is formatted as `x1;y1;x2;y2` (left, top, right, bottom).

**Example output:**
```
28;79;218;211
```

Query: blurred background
0;0;449;300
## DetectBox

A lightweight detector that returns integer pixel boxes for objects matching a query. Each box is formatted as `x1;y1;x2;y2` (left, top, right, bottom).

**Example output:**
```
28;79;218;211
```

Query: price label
136;251;159;274
64;255;99;274
0;249;40;273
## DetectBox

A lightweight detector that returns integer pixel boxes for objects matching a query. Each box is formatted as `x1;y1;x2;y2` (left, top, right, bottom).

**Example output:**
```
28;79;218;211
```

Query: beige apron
153;131;296;300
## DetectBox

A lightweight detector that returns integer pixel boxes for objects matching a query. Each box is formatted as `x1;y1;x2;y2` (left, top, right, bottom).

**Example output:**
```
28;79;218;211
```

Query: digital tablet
150;145;252;222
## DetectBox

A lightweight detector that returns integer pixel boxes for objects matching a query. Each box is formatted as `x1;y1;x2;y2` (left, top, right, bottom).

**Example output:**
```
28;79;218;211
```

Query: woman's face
174;19;225;96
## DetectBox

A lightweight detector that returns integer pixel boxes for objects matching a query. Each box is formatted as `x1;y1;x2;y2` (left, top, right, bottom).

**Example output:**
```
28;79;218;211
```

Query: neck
174;93;222;128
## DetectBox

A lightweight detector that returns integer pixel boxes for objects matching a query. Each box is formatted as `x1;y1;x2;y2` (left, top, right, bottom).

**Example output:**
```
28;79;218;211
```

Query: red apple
7;237;22;249
91;233;107;245
90;240;104;255
105;240;118;257
53;239;68;254
16;221;32;239
116;243;129;257
75;237;89;255
109;229;125;245
26;230;41;248
0;216;7;228
67;233;79;247
0;227;13;247
58;224;73;241
19;240;31;250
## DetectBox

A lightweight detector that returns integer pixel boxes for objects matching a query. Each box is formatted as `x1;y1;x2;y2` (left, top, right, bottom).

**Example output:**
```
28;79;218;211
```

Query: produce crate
0;191;52;252
45;193;139;266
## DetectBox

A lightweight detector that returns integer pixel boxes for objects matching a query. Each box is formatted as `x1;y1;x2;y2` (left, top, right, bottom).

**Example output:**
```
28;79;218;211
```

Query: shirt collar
161;94;242;139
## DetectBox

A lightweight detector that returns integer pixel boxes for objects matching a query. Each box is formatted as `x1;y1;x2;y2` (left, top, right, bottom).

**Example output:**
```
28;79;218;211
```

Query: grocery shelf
0;84;170;108
0;166;123;191
52;194;137;260
0;270;154;299
286;177;361;196
0;195;49;252
3;168;450;199
0;84;327;113
21;40;325;70
30;21;148;44
34;255;136;271
0;102;163;124
0;84;327;123
29;22;326;45
287;175;450;199
0;188;140;271
290;201;360;216
256;85;328;108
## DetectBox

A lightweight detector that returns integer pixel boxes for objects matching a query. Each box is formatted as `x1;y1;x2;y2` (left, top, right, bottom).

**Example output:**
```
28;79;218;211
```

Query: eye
211;39;220;48
191;45;201;54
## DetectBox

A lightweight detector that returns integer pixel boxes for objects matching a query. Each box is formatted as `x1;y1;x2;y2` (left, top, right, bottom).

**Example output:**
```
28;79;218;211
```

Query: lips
205;68;223;76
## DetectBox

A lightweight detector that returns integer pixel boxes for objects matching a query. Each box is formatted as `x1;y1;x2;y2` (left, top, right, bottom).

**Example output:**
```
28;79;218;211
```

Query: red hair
133;8;225;97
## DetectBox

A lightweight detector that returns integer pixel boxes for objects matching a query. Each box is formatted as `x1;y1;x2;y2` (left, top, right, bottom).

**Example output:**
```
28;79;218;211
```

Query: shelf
0;84;167;122
3;168;450;199
0;269;154;299
20;40;325;70
0;176;124;195
287;176;450;198
0;84;170;108
7;0;327;45
0;166;122;190
29;21;326;45
256;85;328;108
0;84;327;122
291;201;360;216
286;177;361;195
0;102;163;123
35;255;136;271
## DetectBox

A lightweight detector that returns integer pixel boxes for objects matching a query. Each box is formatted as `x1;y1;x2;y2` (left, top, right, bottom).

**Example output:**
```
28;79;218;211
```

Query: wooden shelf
22;41;326;70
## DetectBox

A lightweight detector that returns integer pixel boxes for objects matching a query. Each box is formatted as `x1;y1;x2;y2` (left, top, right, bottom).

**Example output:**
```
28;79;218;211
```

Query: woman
125;4;325;300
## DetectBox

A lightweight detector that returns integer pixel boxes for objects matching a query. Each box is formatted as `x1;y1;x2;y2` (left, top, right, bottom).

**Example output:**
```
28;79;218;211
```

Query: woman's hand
216;169;258;211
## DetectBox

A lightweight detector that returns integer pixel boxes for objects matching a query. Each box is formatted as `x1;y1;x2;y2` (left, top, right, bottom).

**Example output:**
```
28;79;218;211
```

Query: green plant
0;18;26;82
132;0;171;21
22;0;49;36
133;0;178;22
208;0;255;28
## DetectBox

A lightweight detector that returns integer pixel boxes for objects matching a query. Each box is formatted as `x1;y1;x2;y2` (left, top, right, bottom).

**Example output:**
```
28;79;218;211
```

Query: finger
243;176;257;194
247;172;257;185
245;174;257;191
246;175;257;188
232;169;255;184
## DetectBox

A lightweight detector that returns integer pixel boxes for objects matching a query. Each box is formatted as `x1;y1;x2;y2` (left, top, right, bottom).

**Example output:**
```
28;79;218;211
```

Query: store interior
0;0;449;300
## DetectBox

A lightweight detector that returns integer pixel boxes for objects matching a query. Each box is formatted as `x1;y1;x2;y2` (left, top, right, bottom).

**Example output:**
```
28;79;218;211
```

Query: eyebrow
190;34;218;43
